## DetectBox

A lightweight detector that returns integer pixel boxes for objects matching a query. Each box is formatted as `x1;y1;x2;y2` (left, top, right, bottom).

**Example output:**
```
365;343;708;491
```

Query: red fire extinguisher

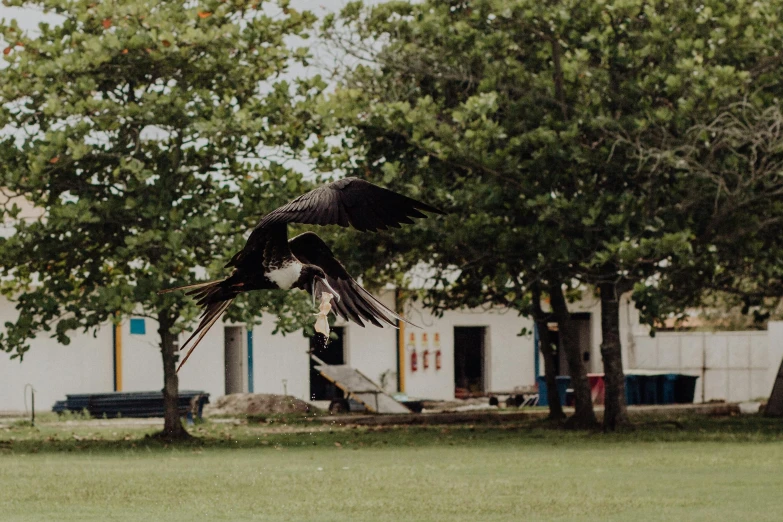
410;349;418;372
422;349;430;370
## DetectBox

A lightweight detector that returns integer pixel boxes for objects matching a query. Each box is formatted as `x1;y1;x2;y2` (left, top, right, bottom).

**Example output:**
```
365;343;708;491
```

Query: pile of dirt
204;393;315;416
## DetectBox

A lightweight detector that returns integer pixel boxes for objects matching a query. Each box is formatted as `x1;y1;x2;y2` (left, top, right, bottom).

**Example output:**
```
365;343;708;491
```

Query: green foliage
631;103;783;327
0;0;323;357
315;0;783;323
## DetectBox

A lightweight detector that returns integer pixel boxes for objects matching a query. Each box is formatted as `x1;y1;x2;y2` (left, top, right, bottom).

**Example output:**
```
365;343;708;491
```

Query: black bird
161;177;444;370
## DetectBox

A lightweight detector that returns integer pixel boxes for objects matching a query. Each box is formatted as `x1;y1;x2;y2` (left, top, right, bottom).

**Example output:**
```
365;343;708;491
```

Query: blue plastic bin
624;375;642;405
674;375;699;403
640;375;658;404
537;376;571;406
627;373;691;405
660;374;678;404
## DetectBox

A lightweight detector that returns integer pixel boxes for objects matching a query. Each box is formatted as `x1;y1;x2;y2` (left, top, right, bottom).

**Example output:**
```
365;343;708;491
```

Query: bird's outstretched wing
224;223;290;270
289;232;415;328
226;177;443;270
256;177;445;232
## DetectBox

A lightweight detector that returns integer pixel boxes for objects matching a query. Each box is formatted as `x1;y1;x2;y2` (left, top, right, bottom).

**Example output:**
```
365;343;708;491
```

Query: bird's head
294;265;341;304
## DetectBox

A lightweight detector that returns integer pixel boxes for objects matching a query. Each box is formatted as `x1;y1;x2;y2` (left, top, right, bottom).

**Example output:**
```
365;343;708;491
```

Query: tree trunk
548;281;598;429
537;321;566;420
532;284;565;421
157;312;189;440
599;282;631;431
764;356;783;416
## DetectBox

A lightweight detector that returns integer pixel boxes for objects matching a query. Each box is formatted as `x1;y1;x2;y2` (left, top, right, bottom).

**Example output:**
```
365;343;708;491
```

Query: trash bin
674;374;699;403
630;373;684;405
625;374;642;405
537;376;571;406
641;375;659;405
660;374;677;404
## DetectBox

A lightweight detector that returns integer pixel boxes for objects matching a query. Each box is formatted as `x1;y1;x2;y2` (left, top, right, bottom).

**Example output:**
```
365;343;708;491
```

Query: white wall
0;296;230;411
251;319;310;401
341;290;399;393
631;330;772;402
247;290;400;401
0;330;114;412
174;319;226;397
400;303;536;400
0;298;114;411
6;289;779;411
566;292;604;374
118;316;226;400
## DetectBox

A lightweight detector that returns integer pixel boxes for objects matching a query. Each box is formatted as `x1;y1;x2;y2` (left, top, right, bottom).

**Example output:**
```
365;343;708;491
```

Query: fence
631;330;772;403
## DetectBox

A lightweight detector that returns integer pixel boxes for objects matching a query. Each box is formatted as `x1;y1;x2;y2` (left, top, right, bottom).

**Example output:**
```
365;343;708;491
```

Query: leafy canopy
0;0;327;356
315;0;783;323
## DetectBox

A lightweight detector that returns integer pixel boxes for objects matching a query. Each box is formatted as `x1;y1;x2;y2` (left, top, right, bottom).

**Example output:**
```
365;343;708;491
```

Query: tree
561;0;783;429
629;103;783;415
315;0;601;428
316;0;783;430
0;0;322;439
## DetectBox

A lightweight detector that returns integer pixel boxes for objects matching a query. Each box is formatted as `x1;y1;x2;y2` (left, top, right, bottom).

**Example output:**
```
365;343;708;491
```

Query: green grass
2;415;783;521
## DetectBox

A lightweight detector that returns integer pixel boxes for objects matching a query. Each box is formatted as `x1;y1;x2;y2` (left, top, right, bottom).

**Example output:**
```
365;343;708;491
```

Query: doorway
309;327;345;401
224;326;245;395
454;327;486;396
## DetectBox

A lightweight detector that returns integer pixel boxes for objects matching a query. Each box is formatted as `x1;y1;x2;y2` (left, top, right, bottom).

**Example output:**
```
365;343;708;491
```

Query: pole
24;384;35;427
534;323;540;381
247;329;254;393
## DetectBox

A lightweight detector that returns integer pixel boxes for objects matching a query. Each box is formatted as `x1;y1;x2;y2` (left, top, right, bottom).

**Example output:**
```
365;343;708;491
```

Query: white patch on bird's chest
267;261;303;289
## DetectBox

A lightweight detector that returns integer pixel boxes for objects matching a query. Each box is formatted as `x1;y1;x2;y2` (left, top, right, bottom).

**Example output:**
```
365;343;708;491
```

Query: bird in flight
161;177;444;371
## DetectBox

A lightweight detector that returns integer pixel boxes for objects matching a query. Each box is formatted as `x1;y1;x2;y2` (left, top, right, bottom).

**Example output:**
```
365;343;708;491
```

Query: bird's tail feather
359;287;421;329
158;279;223;295
176;299;234;372
175;279;237;372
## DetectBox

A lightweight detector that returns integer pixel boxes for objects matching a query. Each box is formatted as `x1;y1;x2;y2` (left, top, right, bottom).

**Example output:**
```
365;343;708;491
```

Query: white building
1;289;782;412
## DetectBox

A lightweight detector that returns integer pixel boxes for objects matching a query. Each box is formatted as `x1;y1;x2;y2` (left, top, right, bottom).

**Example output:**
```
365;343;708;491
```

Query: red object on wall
587;373;605;405
422;349;430;369
410;350;418;373
435;350;442;370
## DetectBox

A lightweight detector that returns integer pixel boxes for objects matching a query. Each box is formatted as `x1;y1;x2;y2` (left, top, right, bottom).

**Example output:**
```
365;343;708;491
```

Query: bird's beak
314;276;340;302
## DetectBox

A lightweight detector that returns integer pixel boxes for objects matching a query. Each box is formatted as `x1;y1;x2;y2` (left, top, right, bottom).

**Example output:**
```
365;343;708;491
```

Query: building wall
0;299;114;411
630;325;783;403
0;291;542;409
401;304;536;400
251;319;310;401
532;291;641;377
340;290;399;394
5;286;781;412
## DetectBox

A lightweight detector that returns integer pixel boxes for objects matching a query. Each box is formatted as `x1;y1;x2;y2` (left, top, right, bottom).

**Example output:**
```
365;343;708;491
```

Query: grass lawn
1;414;783;521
